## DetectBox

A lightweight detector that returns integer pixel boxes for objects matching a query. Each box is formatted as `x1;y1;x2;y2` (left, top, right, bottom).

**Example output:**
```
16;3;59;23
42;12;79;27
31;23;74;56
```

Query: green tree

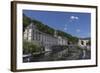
23;40;42;54
23;13;31;31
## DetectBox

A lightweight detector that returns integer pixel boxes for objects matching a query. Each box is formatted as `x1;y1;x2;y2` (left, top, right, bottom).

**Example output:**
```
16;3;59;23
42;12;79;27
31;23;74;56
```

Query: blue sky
23;10;91;38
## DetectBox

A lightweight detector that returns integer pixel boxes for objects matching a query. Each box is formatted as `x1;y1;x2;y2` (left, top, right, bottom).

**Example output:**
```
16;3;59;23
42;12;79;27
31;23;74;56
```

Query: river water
23;47;91;63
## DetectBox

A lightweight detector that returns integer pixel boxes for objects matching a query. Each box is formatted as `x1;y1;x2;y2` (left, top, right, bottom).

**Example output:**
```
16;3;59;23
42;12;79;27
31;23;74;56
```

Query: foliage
31;20;55;35
57;30;78;43
23;14;31;31
23;40;42;54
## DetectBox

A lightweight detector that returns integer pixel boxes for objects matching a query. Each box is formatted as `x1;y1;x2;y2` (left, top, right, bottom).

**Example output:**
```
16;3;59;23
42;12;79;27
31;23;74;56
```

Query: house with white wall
23;22;68;51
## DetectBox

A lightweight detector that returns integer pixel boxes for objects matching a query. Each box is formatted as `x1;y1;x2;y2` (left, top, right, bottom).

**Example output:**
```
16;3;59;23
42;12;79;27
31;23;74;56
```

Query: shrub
23;40;42;54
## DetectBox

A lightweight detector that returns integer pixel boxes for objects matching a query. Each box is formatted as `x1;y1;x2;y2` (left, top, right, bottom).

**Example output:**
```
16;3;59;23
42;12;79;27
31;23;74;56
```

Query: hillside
23;13;78;43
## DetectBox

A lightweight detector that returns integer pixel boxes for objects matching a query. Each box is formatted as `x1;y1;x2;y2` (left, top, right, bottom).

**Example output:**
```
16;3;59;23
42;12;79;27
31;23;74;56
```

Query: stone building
24;23;68;51
78;38;90;48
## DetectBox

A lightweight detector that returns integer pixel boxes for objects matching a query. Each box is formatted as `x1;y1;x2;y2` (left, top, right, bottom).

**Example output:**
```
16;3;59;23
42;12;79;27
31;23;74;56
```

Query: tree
23;40;42;54
23;13;31;31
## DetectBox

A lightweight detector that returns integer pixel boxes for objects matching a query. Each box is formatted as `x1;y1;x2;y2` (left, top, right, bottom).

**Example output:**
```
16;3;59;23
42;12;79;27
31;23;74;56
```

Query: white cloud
76;29;80;33
70;16;79;20
70;16;75;19
75;16;79;19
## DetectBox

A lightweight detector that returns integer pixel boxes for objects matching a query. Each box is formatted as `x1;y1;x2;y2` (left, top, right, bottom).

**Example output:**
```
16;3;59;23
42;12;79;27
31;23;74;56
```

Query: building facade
78;38;90;49
24;23;68;51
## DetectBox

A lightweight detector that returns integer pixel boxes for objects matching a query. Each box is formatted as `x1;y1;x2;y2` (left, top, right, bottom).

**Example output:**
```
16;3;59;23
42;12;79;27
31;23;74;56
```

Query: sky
23;10;91;38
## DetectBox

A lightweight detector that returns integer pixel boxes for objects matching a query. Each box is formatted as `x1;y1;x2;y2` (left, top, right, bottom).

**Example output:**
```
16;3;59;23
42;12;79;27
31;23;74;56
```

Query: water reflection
23;46;91;63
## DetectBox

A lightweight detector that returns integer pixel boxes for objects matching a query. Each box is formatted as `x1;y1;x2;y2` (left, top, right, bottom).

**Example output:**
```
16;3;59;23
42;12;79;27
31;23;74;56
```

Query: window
81;40;84;45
